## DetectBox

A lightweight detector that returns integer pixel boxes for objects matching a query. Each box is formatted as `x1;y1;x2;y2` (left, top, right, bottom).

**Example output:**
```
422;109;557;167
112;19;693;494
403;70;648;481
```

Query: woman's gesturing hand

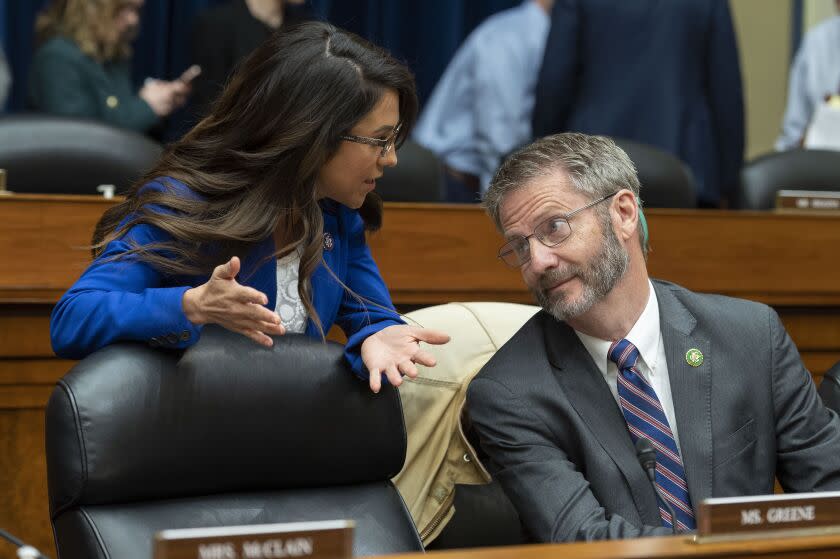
182;256;285;347
361;324;451;393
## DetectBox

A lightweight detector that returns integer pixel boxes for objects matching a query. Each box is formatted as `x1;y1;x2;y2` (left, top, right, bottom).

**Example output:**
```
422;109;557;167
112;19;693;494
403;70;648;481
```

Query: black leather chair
818;361;840;415
375;139;446;202
0;114;161;195
735;149;840;210
611;138;697;208
46;327;422;558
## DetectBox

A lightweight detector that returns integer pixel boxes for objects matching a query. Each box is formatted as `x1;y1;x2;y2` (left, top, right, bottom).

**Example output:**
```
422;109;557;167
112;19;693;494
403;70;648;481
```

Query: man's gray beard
532;223;629;322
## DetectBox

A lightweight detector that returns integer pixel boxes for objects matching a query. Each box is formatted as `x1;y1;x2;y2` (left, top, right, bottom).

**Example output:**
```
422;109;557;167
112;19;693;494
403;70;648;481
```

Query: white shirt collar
575;280;661;375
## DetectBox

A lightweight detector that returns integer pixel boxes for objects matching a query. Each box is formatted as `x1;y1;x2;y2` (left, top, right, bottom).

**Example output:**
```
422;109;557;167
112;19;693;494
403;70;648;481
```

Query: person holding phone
29;0;193;133
51;21;450;393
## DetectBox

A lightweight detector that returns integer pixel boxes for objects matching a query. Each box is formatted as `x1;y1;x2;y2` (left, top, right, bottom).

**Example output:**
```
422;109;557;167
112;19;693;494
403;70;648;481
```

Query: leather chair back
818;361;840;415
0;114;161;194
375;140;445;202
46;326;422;558
736;149;840;210
612;138;697;208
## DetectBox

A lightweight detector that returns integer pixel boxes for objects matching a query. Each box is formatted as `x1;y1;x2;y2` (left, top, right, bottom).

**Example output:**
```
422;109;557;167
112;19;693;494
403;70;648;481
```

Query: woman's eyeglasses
340;122;403;157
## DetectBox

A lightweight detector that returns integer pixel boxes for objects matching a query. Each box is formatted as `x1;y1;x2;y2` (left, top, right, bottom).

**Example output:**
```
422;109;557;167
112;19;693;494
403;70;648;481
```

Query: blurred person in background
413;0;554;203
532;0;744;208
29;0;191;134
0;47;10;110
776;0;840;150
190;0;310;118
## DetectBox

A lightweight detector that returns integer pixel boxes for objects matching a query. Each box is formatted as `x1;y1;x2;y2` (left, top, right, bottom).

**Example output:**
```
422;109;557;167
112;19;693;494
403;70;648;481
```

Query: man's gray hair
483;133;646;254
482;132;648;256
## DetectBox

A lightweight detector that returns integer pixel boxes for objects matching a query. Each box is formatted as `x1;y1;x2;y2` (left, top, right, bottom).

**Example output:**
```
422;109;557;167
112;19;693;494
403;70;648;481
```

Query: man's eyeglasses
498;192;618;268
340;122;403;158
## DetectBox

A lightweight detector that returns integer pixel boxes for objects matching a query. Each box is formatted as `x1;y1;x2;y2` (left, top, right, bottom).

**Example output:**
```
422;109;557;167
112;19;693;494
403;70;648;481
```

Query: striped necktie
608;338;696;531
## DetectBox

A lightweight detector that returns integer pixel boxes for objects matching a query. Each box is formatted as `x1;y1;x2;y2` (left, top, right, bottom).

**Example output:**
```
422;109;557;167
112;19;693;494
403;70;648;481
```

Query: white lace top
275;250;308;334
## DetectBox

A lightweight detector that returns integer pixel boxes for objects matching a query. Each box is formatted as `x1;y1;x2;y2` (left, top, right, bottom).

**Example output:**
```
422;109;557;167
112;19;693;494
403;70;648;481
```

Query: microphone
635;437;679;535
0;528;51;559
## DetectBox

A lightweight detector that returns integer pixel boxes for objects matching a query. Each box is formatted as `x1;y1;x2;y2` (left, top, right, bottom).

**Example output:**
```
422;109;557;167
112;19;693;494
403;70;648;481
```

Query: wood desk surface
370;203;840;307
1;195;839;307
372;533;840;559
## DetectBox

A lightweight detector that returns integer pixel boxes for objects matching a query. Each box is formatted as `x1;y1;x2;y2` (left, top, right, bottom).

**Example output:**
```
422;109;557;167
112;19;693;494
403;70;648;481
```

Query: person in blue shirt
776;2;840;150
413;0;553;202
50;21;450;393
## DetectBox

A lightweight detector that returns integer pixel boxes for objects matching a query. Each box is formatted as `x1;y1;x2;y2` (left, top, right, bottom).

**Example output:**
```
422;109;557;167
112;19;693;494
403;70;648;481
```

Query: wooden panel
368;205;840;307
369;204;522;304
0;195;116;297
776;311;840;351
0;408;55;557
804;354;840;381
642;210;840;304
0;307;55;357
0;358;75;385
0;385;55;410
371;533;840;559
2;196;840;307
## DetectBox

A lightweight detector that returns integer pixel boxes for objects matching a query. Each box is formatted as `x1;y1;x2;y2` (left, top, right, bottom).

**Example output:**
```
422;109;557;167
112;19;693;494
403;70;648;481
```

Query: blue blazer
532;0;744;205
50;178;403;378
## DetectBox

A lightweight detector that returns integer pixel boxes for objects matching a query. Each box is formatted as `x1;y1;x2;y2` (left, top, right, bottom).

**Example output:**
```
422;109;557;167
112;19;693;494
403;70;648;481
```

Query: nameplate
153;520;353;559
776;190;840;211
696;491;840;543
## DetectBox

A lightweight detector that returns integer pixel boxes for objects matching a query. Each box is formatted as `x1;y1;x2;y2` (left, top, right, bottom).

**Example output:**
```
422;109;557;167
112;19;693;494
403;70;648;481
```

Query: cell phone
179;65;202;84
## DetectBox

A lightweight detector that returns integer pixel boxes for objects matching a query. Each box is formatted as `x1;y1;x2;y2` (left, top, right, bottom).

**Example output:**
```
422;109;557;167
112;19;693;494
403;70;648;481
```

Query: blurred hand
168;79;191;110
360;324;451;393
182;256;285;347
139;78;191;117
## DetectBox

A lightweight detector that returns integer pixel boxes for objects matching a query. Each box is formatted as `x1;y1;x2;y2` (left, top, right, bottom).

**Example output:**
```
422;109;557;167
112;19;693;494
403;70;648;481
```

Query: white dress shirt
574;281;683;452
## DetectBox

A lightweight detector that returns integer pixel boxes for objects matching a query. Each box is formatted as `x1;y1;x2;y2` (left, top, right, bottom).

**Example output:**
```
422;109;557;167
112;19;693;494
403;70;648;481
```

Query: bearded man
466;132;840;542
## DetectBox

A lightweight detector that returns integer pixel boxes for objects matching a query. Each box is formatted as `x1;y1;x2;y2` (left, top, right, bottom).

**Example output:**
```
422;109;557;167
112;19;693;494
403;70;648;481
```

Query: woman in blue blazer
50;22;449;392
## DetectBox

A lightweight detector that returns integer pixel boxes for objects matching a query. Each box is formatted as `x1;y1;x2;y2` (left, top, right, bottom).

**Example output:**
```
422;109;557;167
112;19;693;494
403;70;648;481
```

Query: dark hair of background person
92;20;418;334
34;0;133;62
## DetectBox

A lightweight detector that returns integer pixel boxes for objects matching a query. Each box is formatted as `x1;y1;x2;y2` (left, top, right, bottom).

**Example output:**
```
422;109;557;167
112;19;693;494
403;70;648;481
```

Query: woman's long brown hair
92;21;418;336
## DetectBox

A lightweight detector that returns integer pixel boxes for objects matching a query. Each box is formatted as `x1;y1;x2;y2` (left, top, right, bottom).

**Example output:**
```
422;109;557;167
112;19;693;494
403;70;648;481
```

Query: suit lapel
543;314;662;526
654;282;713;509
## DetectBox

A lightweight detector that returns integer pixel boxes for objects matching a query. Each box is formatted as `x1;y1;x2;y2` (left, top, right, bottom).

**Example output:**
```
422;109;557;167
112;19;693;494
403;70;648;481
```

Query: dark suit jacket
190;0;310;118
467;280;840;542
531;0;744;206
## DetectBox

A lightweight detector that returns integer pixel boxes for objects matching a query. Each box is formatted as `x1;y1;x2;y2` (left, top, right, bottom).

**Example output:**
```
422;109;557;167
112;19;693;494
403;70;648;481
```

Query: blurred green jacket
28;36;158;133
